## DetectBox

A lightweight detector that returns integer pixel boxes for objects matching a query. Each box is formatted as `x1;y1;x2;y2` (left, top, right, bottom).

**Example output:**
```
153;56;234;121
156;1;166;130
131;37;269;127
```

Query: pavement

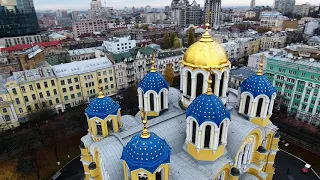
54;156;84;180
53;150;319;180
274;150;319;180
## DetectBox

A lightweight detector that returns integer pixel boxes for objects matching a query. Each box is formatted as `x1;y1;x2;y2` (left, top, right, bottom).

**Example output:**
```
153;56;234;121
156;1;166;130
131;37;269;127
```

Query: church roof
138;72;169;93
240;74;276;98
121;132;171;173
85;96;120;119
186;93;230;126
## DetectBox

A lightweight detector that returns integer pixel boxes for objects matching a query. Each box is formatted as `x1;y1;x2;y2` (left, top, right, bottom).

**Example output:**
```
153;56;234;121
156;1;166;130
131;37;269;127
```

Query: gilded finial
206;68;213;95
200;10;213;42
97;85;105;98
150;52;156;72
257;53;264;76
140;110;150;138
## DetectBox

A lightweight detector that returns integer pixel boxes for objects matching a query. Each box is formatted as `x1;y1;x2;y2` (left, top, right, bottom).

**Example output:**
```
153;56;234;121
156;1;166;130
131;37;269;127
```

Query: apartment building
103;36;136;54
72;19;109;38
156;49;184;75
259;11;288;28
0;34;45;47
0;57;117;129
68;47;104;61
266;54;320;126
16;45;46;71
260;31;287;50
112;47;155;89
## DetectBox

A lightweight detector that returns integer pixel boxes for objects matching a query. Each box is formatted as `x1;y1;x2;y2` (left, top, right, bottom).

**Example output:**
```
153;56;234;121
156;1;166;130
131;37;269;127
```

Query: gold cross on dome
206;10;211;24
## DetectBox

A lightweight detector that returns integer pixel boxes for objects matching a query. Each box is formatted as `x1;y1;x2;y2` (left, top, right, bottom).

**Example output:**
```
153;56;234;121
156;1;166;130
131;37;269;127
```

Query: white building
68;47;104;61
260;11;288;28
103;36;136;54
294;4;311;16
141;13;167;23
247;49;284;70
260;31;287;50
245;11;256;19
308;36;320;46
205;0;221;29
221;42;240;61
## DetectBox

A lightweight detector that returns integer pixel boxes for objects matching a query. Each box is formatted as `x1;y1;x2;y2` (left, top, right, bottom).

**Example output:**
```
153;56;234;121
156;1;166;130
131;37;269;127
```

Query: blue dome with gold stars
240;75;276;99
121;132;171;173
85;96;120;119
186;94;230;126
138;72;169;93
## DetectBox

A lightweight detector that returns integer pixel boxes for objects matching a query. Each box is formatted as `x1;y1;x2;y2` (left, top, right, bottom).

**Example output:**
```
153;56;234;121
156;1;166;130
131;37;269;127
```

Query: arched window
236;136;255;169
187;71;192;97
219;122;224;145
196;73;204;97
256;98;264;117
216;171;225;180
96;121;102;136
211;73;216;93
191;121;197;144
219;72;225;97
138;172;148;180
4;115;10;121
244;95;251;115
150;93;154;111
160;91;164;110
155;168;163;180
141;91;144;109
204;125;211;148
108;119;114;132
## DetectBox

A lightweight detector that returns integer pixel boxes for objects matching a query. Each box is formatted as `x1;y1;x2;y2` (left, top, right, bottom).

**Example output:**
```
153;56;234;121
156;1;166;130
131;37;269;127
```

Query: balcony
126;65;133;70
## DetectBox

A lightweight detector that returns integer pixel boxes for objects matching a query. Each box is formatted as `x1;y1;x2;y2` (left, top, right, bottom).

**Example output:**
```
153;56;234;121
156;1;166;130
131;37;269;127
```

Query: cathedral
79;23;280;180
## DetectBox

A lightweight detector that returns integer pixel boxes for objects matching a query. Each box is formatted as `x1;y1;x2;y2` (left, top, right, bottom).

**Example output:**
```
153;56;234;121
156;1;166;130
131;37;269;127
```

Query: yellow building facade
0;57;117;127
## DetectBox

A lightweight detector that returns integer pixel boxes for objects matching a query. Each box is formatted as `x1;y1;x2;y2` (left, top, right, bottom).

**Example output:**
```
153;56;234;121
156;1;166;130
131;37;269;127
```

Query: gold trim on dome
181;60;231;69
140;110;150;139
97;85;105;98
257;54;264;76
150;53;157;72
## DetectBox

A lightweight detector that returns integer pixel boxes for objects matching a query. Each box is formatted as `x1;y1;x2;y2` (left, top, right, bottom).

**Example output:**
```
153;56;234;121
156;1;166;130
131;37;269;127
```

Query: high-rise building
171;0;201;26
187;0;201;25
250;0;256;9
0;0;40;38
274;0;296;15
204;0;221;29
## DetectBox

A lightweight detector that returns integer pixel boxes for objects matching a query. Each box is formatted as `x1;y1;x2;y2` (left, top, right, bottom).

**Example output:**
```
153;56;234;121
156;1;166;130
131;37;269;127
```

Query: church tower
84;86;122;141
180;22;231;108
138;53;169;117
238;54;277;127
121;110;171;180
185;72;231;161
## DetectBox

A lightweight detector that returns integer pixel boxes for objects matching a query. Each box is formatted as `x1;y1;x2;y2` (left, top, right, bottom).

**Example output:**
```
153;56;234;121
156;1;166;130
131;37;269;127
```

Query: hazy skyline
33;0;319;10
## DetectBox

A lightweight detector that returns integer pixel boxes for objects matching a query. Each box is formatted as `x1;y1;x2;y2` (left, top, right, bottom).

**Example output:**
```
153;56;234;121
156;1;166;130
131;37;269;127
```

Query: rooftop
52;57;113;78
230;67;256;80
0;74;9;94
158;50;184;59
68;46;103;56
0;41;61;53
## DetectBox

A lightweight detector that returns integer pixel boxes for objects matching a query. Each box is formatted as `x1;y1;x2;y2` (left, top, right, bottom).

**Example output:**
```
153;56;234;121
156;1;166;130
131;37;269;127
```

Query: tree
173;37;182;49
163;32;171;49
286;31;305;45
314;27;320;35
143;24;149;31
187;28;195;47
256;27;271;33
121;82;139;115
170;33;176;48
134;24;139;29
16;156;36;180
164;63;174;86
26;107;55;128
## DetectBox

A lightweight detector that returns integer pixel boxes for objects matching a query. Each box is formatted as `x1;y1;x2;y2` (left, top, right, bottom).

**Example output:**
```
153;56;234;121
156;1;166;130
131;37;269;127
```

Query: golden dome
182;23;230;69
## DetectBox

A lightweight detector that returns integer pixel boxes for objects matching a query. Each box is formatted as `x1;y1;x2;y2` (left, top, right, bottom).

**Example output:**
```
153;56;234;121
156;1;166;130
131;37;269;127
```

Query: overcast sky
33;0;319;10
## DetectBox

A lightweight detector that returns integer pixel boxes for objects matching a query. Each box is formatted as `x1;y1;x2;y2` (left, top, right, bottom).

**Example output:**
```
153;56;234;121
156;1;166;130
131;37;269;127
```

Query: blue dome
186;94;230;126
138;72;169;93
121;132;171;173
240;75;276;99
85;96;120;119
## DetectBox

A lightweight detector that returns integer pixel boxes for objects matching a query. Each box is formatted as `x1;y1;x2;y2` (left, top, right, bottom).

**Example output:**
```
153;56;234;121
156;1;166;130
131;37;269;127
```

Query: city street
53;150;319;180
274;150;319;180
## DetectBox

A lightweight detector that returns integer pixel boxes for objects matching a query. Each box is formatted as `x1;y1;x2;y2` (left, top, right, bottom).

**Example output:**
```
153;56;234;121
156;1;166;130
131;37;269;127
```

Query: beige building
0;58;117;130
294;3;311;16
141;12;167;23
245;11;256;19
156;49;184;75
68;47;104;61
260;31;287;50
72;19;109;38
0;74;19;131
260;11;288;28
